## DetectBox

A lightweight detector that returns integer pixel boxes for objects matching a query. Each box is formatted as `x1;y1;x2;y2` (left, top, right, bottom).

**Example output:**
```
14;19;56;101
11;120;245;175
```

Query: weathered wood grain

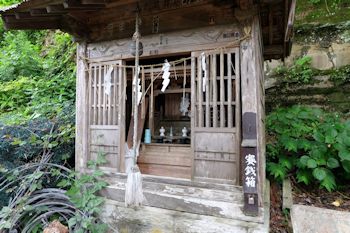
76;43;88;171
87;24;241;62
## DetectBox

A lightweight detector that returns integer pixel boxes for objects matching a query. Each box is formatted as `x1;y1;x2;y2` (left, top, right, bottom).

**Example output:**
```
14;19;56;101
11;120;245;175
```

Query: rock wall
264;24;350;114
266;42;350;72
265;76;350;114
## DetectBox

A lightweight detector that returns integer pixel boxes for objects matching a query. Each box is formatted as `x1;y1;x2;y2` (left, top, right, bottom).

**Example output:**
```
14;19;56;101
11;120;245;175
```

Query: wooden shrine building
1;0;295;232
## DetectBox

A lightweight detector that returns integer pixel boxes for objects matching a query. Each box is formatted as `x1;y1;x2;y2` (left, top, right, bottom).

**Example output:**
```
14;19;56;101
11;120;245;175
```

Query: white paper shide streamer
133;66;142;105
161;60;171;92
104;66;114;95
201;52;207;92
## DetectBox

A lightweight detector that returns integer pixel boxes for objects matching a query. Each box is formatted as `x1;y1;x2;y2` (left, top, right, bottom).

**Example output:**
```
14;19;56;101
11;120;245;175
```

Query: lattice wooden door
191;48;240;183
87;61;126;171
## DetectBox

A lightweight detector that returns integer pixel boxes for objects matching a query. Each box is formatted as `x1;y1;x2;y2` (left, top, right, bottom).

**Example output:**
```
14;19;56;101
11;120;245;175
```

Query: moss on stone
296;1;350;26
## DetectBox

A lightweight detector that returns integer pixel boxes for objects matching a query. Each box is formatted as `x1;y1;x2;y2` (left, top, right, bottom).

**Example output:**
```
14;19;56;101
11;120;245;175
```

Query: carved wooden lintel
87;23;242;61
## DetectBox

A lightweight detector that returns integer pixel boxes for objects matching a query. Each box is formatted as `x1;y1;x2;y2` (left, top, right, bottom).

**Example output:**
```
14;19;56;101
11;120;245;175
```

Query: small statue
159;126;165;137
182;127;188;137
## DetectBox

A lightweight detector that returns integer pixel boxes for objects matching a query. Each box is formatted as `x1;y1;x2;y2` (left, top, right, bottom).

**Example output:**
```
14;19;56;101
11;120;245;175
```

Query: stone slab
291;204;350;233
101;199;268;233
282;179;293;209
100;181;264;223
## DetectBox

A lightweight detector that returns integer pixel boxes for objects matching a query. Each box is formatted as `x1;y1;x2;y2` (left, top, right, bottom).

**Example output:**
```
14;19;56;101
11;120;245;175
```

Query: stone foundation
100;200;268;233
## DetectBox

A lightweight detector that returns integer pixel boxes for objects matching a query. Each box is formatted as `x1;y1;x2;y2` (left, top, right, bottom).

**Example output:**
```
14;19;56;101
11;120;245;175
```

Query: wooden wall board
138;144;192;179
76;43;88;171
86;24;242;62
194;132;237;153
89;126;120;168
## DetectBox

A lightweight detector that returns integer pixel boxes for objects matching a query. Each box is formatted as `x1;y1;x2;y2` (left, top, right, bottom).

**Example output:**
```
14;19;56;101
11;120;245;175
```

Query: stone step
101;199;267;233
101;173;264;224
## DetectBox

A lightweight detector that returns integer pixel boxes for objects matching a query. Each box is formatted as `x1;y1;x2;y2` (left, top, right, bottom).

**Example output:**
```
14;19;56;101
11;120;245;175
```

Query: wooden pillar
240;15;265;216
75;42;89;172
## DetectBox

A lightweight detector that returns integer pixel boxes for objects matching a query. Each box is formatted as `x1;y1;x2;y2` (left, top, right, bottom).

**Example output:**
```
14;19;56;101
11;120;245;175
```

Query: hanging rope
125;8;145;208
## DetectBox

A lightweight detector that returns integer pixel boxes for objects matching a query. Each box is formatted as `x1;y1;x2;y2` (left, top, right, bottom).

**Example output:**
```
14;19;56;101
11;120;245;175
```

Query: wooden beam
81;0;109;4
63;0;106;9
238;0;253;10
61;14;91;41
47;4;66;13
30;8;50;16
89;2;235;41
2;15;16;23
263;44;284;56
87;0;229;27
268;6;273;45
285;0;296;42
4;19;61;30
3;14;61;24
14;12;31;19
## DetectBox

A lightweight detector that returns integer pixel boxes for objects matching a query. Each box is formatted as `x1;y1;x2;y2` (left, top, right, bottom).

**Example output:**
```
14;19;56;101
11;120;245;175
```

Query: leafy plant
0;31;43;82
275;56;314;84
330;64;350;85
267;106;350;191
0;0;21;6
0;103;75;206
0;150;109;232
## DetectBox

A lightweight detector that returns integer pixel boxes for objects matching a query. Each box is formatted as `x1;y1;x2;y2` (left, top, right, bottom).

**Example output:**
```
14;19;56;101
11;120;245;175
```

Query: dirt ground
269;178;350;233
291;177;350;212
269;182;293;233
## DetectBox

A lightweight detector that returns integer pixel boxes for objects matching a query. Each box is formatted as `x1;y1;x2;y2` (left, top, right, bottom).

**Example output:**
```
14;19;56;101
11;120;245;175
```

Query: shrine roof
0;0;295;60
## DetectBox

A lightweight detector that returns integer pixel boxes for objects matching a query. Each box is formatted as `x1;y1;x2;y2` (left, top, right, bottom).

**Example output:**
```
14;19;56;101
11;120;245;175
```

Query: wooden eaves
0;0;295;60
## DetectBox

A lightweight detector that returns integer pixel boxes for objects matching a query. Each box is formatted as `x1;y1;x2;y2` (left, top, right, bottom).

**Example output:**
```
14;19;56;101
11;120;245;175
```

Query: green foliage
0;152;108;232
296;0;350;25
267;106;350;191
0;28;76;206
0;104;75;207
308;0;321;4
59;153;109;232
275;56;314;84
330;65;350;85
0;0;20;6
0;31;43;81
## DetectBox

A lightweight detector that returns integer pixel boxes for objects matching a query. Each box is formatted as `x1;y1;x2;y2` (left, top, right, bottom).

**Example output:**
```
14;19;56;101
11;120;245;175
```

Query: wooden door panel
194;131;237;153
191;48;240;183
87;61;125;170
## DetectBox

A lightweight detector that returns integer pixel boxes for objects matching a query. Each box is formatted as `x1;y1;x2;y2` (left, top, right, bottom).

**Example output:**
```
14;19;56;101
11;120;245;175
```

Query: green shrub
0;31;43;81
330;65;350;85
0;0;20;5
267;106;350;191
275;56;314;84
0;103;75;207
